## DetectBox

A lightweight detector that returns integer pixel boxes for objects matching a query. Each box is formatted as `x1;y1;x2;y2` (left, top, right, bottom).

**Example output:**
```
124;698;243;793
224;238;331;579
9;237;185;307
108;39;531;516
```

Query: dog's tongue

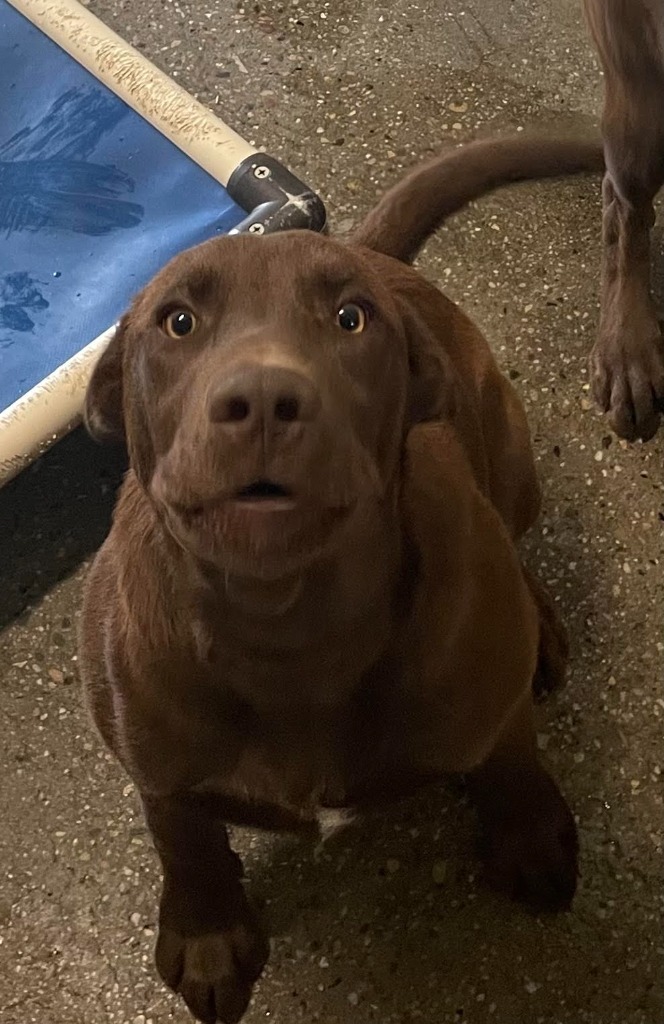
224;571;303;617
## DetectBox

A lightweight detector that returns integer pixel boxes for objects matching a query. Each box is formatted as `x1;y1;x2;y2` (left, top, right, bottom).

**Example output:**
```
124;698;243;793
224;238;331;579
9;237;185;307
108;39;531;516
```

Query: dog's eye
337;303;367;334
162;309;197;338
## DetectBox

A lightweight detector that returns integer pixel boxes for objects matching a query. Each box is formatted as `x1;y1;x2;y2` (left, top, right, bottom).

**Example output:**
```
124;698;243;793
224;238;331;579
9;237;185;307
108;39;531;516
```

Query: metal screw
253;165;271;179
248;222;265;234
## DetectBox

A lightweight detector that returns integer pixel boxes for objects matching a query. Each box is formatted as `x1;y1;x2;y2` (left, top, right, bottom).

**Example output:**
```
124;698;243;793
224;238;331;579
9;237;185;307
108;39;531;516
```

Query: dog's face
86;232;451;579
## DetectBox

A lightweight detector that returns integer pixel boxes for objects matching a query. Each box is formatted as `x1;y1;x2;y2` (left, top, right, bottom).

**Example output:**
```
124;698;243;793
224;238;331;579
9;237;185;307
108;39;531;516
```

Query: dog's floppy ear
84;316;128;442
400;303;458;426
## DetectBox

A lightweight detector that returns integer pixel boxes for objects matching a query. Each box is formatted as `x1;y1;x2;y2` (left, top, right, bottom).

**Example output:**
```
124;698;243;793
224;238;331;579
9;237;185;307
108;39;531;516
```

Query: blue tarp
0;0;245;412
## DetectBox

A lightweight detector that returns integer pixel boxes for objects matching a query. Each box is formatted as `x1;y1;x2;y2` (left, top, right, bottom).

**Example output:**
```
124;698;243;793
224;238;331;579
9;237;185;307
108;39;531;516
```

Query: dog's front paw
589;319;664;441
156;918;269;1024
480;773;578;912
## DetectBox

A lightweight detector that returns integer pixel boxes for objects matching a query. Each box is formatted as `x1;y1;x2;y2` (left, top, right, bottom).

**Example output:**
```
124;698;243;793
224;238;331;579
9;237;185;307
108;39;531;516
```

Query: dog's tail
351;135;604;264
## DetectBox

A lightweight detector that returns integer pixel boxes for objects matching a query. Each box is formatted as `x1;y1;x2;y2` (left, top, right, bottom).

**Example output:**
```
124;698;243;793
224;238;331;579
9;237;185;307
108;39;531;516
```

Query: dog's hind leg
469;693;578;910
584;0;664;440
521;566;569;700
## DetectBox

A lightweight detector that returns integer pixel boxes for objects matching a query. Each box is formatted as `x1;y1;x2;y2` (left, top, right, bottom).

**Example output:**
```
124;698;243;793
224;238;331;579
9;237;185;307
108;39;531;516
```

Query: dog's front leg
141;793;269;1024
585;0;664;440
469;694;579;912
592;165;664;440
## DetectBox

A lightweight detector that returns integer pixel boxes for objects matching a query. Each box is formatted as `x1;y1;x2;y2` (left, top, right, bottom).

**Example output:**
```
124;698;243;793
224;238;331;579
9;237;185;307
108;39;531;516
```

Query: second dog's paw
590;321;664;442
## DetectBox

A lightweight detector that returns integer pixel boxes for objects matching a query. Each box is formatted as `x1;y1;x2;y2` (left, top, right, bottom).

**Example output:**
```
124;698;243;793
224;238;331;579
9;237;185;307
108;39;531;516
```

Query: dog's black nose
208;365;321;433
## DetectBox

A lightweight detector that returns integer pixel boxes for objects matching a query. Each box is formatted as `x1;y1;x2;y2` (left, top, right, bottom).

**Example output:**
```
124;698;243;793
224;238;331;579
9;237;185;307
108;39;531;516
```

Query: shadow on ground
0;430;126;629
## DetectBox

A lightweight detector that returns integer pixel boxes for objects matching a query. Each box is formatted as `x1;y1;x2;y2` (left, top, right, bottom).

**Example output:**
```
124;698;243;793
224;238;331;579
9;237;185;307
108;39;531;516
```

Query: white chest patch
315;806;358;845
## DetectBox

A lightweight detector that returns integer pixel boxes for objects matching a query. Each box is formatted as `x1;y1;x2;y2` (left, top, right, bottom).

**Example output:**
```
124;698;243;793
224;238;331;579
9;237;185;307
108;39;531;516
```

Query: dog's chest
193;578;403;711
189;654;412;827
182;548;420;821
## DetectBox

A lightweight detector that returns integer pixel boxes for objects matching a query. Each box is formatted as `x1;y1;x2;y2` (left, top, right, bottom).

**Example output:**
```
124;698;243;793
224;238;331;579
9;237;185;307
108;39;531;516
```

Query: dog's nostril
226;397;251;422
209;368;318;427
274;396;300;422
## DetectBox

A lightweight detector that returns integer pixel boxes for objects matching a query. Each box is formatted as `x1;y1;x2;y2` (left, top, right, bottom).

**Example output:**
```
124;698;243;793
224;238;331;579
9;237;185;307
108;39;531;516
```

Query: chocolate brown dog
584;0;664;440
79;136;603;1024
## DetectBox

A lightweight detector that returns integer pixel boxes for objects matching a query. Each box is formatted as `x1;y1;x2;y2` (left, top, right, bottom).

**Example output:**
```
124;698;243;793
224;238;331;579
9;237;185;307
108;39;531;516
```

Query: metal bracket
227;153;327;235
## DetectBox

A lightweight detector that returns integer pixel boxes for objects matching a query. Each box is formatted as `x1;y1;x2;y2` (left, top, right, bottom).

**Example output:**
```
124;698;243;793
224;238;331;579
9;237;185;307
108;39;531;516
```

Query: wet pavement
1;1;662;1022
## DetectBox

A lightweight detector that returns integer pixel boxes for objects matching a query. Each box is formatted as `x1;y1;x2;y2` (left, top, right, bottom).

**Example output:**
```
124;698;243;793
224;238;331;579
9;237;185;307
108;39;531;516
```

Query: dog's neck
222;570;305;618
116;479;411;708
180;499;408;703
191;499;404;629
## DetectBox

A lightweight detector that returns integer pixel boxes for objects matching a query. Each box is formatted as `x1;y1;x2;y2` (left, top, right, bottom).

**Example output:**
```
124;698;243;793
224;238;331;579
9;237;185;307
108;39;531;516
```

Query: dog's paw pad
156;921;269;1023
589;326;664;442
481;784;578;912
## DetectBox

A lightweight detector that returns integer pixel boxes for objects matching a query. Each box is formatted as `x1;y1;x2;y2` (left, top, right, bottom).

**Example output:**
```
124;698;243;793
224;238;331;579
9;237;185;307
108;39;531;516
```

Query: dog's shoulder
397;420;539;772
401;419;485;559
81;469;182;670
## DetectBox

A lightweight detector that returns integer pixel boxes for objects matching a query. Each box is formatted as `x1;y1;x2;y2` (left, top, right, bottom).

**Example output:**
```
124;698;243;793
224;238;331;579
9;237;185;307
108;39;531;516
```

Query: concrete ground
1;1;662;1022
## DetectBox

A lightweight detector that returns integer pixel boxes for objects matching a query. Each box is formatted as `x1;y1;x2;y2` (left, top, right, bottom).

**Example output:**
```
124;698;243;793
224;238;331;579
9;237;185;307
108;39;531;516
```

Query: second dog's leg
585;0;664;440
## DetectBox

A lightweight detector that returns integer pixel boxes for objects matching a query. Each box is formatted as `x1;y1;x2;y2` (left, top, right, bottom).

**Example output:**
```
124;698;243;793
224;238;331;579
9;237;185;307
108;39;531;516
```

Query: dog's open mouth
235;480;294;502
230;480;298;513
166;473;354;572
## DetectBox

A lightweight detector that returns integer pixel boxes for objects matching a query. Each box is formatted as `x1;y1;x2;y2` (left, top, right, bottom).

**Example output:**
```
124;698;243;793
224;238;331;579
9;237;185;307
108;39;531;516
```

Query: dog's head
86;232;453;579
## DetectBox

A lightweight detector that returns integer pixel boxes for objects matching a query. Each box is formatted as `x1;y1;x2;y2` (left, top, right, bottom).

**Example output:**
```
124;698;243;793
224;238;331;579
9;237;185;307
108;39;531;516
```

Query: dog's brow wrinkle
299;266;358;296
180;269;220;306
322;271;356;289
